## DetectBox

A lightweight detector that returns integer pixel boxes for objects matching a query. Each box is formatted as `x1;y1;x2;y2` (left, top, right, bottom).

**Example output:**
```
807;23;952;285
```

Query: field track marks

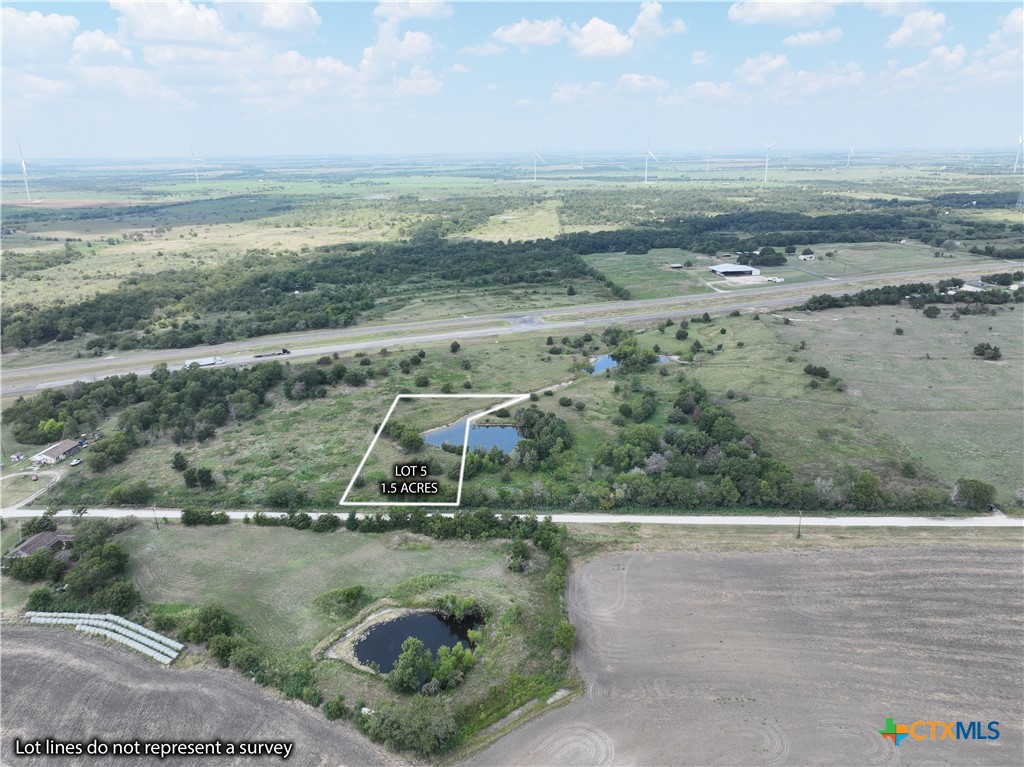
527;722;615;766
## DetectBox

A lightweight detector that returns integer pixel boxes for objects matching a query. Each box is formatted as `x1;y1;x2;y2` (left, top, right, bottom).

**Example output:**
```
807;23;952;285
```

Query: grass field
43;333;595;510
581;249;715;299
776;305;1023;506
115;519;567;731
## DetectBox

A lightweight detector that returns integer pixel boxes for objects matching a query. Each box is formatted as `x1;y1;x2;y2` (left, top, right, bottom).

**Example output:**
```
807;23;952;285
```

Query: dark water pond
423;420;523;453
353;612;477;673
590;354;670;373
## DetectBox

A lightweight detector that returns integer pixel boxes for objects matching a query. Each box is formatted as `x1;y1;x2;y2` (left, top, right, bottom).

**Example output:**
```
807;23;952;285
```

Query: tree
952;478;997;510
923;305;941;318
388;637;434;693
400;430;424;452
554;620;576;653
801;248;814;256
171;452;188;471
566;285;576;296
973;342;1002;360
449;341;460;353
266;481;307;509
414;374;430;387
848;471;884;511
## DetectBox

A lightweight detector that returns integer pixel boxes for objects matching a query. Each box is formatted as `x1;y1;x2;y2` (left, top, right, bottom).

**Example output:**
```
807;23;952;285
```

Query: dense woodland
4;199;1020;352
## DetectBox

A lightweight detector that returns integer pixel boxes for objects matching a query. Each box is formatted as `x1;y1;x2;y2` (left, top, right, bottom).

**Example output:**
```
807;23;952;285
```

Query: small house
30;440;81;466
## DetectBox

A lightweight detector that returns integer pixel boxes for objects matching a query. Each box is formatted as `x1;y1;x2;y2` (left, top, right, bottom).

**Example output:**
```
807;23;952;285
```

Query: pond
590;354;670;373
352;612;478;674
422;419;523;453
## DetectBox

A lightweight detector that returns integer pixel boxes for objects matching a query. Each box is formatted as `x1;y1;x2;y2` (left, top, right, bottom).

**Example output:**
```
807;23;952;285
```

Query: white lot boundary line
339;393;529;508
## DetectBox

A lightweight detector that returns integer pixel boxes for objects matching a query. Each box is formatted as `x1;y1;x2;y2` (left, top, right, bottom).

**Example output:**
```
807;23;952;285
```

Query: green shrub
324;695;348;721
178;604;235;644
313;586;367;618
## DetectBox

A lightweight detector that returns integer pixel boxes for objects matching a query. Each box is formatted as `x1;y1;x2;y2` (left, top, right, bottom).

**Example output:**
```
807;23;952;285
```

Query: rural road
3;507;1021;527
0;262;1001;397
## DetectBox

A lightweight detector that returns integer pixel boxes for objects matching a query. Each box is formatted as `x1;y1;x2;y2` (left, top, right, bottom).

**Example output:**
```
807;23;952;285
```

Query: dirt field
0;627;404;767
469;546;1023;766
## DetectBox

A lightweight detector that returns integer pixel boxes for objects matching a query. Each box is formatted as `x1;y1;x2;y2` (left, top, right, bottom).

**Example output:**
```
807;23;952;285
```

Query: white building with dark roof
30;439;81;465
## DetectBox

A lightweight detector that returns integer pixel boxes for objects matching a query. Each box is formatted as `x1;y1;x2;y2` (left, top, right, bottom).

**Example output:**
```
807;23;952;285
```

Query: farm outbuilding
3;531;74;562
30;439;81;465
708;264;760;277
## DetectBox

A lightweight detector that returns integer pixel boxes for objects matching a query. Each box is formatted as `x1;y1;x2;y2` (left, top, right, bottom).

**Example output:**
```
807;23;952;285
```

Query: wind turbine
643;143;659;184
762;141;776;183
1014;136;1022;175
16;138;30;201
532;148;545;181
579;151;584;171
705;146;712;174
847;143;853;169
188;145;205;186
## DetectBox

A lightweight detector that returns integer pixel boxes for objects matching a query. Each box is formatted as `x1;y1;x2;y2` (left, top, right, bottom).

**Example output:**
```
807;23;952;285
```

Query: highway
2;506;1021;527
0;262;1001;397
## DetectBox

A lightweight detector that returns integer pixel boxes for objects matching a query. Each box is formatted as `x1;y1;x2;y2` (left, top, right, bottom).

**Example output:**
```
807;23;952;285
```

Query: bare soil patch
469;546;1023;766
0;627;404;767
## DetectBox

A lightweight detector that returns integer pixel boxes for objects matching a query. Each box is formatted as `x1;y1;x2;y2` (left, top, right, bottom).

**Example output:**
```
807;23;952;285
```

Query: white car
69;459;82;466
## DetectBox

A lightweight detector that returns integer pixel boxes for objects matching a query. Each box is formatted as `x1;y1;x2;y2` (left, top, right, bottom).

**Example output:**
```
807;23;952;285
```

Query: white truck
185;356;226;367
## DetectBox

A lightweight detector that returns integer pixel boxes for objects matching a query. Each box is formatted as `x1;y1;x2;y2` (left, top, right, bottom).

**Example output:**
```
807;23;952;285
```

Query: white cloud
373;2;452;22
890;43;966;85
359;24;435;79
618;73;669;91
19;73;72;97
686;80;734;100
259;1;321;33
736;52;788;84
629;1;686;41
865;2;926;17
446;63;469;74
459;41;506;56
73;63;190;105
781;61;864;93
72;30;134;64
484;83;499;92
963;8;1023;82
551;81;606;103
111;0;226;43
886;10;945;48
493;18;567;47
784;27;843;47
396;65;443;96
0;7;79;59
728;2;840;27
569;18;633;57
691;50;711;67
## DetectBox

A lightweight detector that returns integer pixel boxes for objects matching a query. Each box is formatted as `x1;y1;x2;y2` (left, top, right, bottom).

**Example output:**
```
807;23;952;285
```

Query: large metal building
707;264;761;277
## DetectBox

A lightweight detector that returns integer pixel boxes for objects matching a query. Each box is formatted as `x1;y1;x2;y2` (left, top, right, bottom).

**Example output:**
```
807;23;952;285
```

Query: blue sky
2;1;1021;159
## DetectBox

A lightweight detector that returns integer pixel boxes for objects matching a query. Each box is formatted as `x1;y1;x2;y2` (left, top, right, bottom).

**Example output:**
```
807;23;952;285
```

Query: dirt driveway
468;547;1023;766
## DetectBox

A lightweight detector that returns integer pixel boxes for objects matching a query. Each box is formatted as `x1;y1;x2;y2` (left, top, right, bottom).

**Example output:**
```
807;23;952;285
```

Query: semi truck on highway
185;356;226;367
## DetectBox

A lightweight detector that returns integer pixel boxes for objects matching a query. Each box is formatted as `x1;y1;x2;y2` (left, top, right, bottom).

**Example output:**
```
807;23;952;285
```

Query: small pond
353;612;478;674
423;420;523;453
590;354;670;373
